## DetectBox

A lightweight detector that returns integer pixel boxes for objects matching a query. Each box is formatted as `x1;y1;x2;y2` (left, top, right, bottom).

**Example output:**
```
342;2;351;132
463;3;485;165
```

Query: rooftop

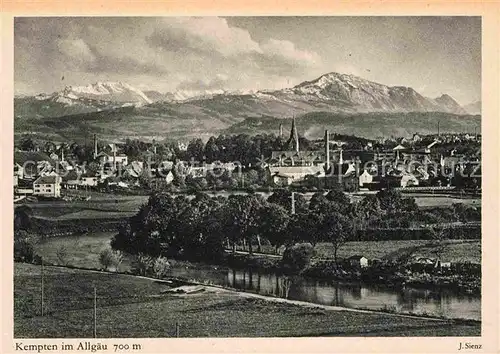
34;175;61;185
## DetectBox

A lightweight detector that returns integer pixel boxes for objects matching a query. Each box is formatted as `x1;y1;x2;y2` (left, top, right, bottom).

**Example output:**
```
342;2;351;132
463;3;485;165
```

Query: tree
44;141;57;154
74;145;93;163
223;195;264;254
319;211;353;263
259;203;290;253
245;169;260;186
14;205;33;231
376;189;416;214
58;142;70;159
353;194;382;229
268;189;307;214
429;226;447;260
288;210;324;247
187;138;205;162
204;136;220;162
376;189;402;213
87;161;100;176
14;230;38;263
99;248;115;270
56;244;69;266
309;192;328;211
172;162;187;188
131;253;154;276
20;136;37;152
325;189;350;212
281;243;315;273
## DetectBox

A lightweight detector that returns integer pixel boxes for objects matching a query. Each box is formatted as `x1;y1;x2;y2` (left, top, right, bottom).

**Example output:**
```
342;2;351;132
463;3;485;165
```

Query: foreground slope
14;264;480;338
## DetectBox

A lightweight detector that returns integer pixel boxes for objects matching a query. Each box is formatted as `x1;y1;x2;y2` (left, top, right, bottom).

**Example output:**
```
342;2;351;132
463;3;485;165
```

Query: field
34;233;481;272
407;195;481;208
14;264;480;338
316;239;481;264
19;193;148;220
17;189;481;222
35;232;118;270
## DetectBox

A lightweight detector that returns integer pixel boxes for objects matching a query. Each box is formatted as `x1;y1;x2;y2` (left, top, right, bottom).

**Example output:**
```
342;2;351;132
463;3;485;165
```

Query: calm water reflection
169;266;480;321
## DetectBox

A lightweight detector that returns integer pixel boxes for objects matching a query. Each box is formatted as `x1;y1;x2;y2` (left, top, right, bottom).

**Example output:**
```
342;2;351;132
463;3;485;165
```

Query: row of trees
111;188;475;264
14;188;480;271
18;132;316;168
185;133;315;165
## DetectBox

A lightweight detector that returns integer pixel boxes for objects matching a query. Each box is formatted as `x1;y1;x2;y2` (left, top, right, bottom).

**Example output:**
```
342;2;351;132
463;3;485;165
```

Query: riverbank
14;263;480;337
32;232;481;301
217;250;481;295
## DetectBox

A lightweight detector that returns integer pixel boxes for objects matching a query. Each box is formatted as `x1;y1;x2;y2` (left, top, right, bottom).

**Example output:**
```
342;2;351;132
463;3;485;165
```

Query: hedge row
353;227;481;241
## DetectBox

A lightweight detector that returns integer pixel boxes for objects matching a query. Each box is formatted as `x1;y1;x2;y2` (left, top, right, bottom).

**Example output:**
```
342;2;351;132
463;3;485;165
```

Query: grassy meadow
14;264;480;338
22;193;148;221
34;232;481;273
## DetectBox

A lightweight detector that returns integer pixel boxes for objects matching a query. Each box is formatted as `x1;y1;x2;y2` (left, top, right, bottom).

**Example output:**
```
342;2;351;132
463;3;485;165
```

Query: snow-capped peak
60;82;152;104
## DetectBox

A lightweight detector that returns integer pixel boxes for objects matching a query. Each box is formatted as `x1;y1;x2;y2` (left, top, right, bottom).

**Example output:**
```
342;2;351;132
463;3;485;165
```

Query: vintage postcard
1;1;499;353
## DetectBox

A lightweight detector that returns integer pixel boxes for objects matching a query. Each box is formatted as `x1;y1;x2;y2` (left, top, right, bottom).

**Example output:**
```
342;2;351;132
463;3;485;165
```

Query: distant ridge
14;72;477;142
463;101;481;115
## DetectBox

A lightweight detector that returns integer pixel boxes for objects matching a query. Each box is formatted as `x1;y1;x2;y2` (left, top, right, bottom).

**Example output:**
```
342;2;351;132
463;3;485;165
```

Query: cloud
56;38;96;63
260;39;321;67
149;17;262;57
177;74;229;91
15;17;323;94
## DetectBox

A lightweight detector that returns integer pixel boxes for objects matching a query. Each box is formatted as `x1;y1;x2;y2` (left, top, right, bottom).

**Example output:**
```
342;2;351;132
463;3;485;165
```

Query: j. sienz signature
458;342;482;350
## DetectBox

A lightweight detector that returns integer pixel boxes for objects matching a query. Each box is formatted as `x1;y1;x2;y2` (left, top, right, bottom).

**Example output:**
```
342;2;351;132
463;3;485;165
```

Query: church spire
286;116;299;152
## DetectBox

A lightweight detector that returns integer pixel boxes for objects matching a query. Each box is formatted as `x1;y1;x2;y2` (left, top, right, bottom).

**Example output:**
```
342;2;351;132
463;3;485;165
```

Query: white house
14;163;24;187
269;166;324;186
33;175;62;198
81;176;99;186
359;170;373;187
348;255;369;268
400;174;419;188
165;171;174;184
434;260;452;270
97;152;128;166
14;163;24;179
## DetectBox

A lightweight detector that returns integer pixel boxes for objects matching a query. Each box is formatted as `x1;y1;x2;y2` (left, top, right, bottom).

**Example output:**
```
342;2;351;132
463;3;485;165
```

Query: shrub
99;249;114;270
131;253;154;276
153;256;171;278
14;238;35;263
98;248;123;271
281;243;315;273
55;244;69;266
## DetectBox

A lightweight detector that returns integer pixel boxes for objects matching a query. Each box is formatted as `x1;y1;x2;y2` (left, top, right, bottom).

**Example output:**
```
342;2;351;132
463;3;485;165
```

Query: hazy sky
14;16;481;105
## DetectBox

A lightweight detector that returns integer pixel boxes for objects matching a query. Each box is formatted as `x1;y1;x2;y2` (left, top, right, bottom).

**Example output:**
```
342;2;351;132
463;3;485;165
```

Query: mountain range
463;101;481;115
14;72;480;142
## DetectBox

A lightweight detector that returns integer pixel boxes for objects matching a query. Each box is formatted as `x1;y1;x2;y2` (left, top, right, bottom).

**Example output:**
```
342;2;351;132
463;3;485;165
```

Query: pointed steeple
286;116;299;152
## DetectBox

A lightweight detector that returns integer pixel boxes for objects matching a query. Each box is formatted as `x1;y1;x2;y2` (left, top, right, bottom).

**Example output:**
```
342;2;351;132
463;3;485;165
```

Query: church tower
286;116;299;152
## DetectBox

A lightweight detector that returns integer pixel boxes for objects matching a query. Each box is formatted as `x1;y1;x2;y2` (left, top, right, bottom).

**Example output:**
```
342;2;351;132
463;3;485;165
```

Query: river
168;265;481;321
36;232;481;321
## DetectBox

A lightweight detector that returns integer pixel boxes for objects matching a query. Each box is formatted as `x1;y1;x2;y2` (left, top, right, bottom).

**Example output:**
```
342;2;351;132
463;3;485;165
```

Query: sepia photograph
11;14;486;341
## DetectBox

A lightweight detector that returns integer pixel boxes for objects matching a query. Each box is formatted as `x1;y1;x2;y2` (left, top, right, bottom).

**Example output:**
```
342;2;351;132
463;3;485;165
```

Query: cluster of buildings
14;121;481;200
13;134;243;199
266;118;481;191
14;135;133;199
